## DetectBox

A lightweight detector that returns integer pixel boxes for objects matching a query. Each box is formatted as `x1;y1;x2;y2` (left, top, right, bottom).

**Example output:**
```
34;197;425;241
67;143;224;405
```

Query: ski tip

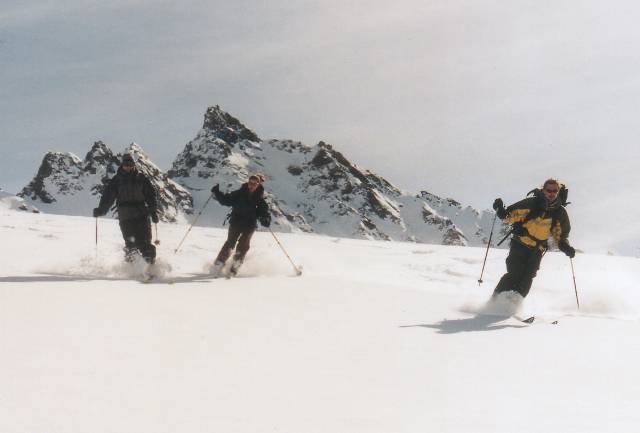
521;316;535;324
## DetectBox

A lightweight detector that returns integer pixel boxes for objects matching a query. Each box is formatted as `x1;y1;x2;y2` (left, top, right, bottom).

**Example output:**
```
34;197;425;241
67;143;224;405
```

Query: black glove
559;241;576;258
150;211;159;224
211;184;220;194
93;207;105;217
493;198;507;219
259;214;271;228
511;222;527;236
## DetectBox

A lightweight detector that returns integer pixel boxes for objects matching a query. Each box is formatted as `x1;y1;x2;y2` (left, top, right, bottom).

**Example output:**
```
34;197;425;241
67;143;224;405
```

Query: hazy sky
2;0;640;254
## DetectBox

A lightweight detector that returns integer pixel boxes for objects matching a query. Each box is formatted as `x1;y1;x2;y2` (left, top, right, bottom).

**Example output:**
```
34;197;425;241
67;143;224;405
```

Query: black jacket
214;183;269;229
97;167;158;221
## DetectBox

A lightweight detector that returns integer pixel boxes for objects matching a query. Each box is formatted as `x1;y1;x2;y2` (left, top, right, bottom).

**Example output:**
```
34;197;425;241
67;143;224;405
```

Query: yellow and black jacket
505;194;570;251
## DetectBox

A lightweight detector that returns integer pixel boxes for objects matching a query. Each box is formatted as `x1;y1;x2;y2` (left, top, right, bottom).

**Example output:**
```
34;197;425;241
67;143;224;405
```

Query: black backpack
526;183;569;207
525;184;569;243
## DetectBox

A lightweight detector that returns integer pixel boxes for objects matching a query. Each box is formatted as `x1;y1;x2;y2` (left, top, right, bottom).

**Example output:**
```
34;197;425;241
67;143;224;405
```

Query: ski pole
478;214;497;285
154;223;160;245
496;227;513;246
175;193;214;253
269;228;302;276
95;217;99;262
570;257;580;310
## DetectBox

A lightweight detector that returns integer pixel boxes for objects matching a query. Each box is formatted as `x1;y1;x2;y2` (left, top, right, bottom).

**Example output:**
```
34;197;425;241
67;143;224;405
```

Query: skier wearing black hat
93;153;159;264
210;174;270;277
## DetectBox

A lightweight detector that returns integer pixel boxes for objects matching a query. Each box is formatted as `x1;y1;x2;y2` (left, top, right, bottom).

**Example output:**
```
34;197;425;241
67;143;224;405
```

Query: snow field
1;209;640;432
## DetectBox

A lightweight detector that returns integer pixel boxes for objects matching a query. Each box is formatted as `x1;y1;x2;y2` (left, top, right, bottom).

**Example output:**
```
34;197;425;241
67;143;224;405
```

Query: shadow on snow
0;272;216;285
401;314;526;334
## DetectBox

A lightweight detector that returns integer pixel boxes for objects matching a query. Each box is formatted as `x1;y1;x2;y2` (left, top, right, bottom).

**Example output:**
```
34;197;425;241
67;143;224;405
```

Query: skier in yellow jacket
492;178;576;298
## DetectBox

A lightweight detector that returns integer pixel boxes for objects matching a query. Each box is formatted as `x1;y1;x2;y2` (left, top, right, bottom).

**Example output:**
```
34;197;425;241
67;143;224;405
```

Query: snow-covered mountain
168;105;497;245
18;105;499;246
18;141;192;222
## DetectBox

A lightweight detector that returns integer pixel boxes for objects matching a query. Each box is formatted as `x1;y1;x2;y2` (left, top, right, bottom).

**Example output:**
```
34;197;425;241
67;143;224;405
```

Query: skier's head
121;154;135;171
247;175;260;193
542;178;560;204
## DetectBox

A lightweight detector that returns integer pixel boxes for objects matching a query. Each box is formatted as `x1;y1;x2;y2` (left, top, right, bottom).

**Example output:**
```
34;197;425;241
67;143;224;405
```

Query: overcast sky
2;0;640;254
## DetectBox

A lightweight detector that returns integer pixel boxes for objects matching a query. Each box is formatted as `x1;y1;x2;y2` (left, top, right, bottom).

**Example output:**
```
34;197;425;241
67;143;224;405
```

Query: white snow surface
1;208;639;432
0;188;38;212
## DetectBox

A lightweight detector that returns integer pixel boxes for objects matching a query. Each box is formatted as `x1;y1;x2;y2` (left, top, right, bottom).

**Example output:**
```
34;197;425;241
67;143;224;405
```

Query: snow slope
1;208;639;433
0;188;39;213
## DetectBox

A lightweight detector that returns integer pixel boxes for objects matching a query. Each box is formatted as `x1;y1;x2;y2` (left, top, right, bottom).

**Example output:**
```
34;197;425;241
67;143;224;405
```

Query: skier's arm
556;208;571;244
556;209;575;257
256;196;269;219
504;197;537;225
257;196;271;227
213;186;235;207
97;177;118;213
143;177;159;222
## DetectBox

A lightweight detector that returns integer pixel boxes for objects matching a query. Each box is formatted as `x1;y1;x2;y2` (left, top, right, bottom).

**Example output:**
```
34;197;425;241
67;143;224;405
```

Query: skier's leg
515;248;543;298
230;228;255;275
492;241;528;297
119;219;137;262
134;217;156;264
214;225;242;267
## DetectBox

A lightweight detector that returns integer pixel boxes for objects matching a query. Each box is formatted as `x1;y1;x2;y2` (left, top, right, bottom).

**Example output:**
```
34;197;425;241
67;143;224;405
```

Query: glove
150;211;159;224
93;207;105;217
493;198;507;219
259;214;271;228
559;241;576;258
511;222;527;236
211;184;220;194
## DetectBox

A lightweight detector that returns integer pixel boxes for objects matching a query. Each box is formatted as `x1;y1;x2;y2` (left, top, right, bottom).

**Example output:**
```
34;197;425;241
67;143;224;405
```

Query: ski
141;275;155;283
515;316;559;325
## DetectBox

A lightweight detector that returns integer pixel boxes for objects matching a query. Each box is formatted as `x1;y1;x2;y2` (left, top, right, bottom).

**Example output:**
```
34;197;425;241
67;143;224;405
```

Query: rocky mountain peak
202;105;260;143
83;141;119;176
168;107;497;245
19;142;193;222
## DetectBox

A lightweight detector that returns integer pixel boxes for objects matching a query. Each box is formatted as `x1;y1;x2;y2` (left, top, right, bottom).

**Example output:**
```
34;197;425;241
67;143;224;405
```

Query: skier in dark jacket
492;178;576;299
210;174;270;277
93;153;159;264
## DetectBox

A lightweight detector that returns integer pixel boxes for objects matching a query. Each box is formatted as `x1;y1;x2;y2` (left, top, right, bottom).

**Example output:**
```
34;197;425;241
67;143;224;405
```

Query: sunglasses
544;189;559;194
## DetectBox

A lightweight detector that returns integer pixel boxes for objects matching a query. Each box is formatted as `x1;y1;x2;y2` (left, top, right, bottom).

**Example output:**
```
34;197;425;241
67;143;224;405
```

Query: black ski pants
119;216;156;264
493;240;544;298
215;224;255;265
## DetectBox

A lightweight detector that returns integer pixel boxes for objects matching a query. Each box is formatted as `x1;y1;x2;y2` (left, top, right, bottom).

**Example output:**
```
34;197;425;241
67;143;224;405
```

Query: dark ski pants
119;216;156;264
493;240;544;298
215;225;255;265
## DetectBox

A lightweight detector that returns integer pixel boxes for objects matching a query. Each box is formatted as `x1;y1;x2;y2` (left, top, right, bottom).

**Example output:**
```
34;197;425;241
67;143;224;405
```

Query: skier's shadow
0;275;91;283
0;273;216;285
401;314;525;334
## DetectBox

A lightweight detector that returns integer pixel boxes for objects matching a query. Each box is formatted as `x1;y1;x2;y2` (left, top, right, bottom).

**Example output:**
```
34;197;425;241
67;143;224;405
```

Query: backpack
518;183;569;247
526;184;569;207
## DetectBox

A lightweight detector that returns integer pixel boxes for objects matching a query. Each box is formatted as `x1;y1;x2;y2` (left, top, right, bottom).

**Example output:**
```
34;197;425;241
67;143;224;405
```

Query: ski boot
210;260;225;278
